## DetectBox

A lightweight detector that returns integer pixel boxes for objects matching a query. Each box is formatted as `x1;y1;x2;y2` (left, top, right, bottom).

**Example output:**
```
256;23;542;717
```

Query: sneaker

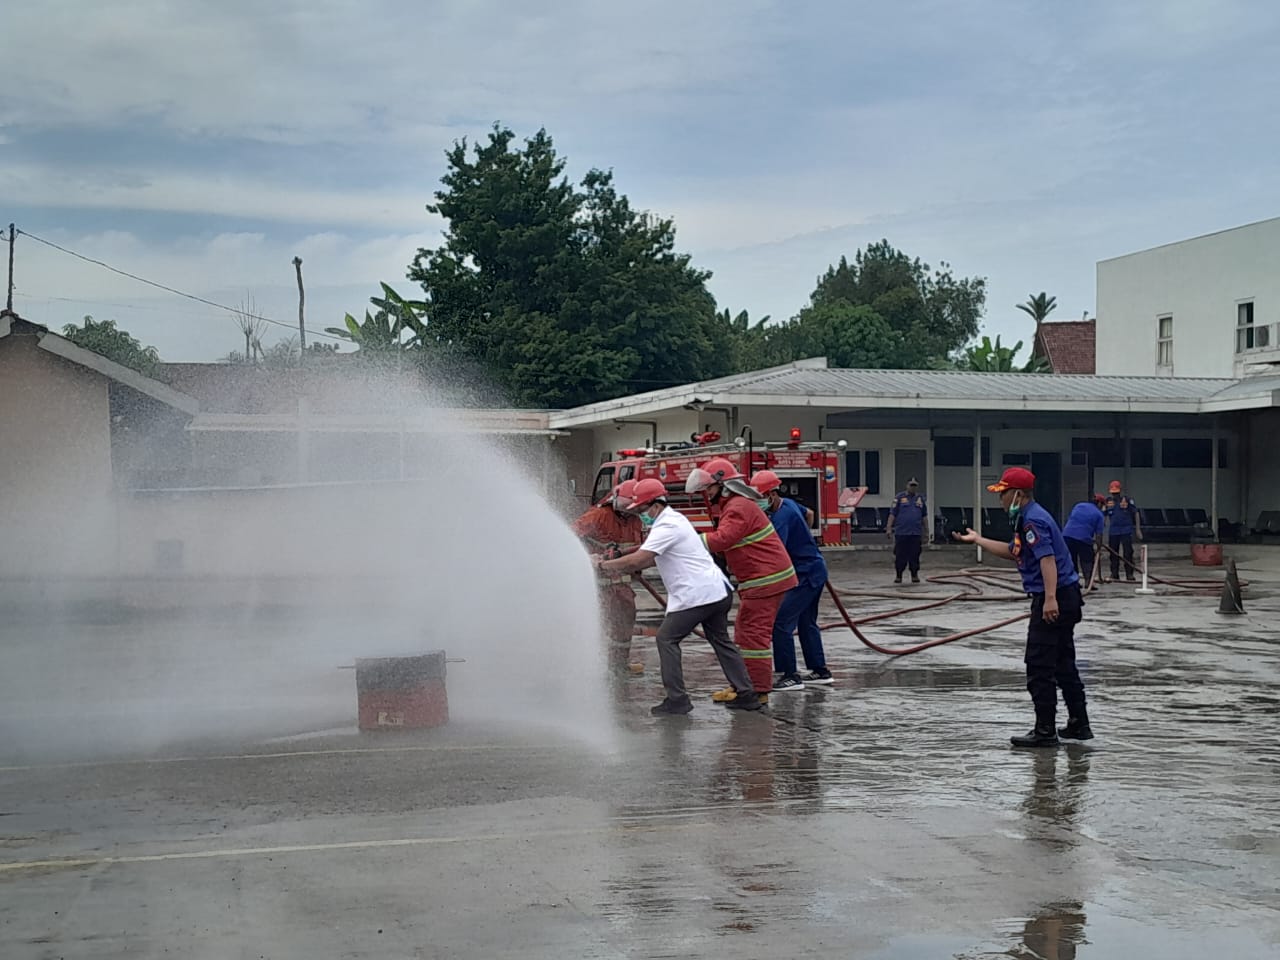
1058;719;1094;742
772;674;805;693
710;687;737;702
724;693;764;711
650;698;693;716
893;576;903;584
1010;726;1060;749
802;669;835;685
628;661;645;675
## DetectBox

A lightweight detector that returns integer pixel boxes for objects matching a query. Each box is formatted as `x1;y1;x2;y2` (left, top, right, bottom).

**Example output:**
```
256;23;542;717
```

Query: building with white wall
549;358;1280;537
1097;217;1280;380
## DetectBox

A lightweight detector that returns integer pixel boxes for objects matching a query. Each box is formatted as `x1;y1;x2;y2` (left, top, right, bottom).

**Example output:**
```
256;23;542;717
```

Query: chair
1186;508;1209;526
854;506;880;532
1143;508;1168;528
876;507;893;529
1164;508;1189;527
940;507;965;537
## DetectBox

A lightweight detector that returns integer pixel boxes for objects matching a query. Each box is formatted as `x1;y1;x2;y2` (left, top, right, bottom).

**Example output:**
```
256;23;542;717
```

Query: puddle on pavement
850;666;1025;690
869;898;1278;959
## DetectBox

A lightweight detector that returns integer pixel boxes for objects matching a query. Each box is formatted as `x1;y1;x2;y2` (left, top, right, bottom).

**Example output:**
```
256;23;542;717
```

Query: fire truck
590;429;860;545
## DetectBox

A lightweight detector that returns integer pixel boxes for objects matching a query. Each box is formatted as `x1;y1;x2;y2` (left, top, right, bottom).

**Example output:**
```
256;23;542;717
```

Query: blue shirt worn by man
1062;501;1105;541
769;496;828;588
1011;501;1080;594
1105;495;1139;535
890;490;927;537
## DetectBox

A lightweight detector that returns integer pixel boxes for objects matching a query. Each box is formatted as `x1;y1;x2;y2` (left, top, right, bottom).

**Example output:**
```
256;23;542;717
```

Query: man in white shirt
596;479;762;716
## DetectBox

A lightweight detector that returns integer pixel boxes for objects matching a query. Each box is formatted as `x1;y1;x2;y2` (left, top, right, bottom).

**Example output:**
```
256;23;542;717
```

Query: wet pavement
2;547;1279;958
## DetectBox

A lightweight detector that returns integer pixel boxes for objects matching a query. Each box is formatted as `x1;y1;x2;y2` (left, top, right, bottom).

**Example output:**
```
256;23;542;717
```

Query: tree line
61;124;1059;400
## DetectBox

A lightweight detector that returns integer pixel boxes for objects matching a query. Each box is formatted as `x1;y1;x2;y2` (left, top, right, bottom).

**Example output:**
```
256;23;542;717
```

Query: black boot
1011;724;1059;748
1058;715;1094;741
650;697;693;716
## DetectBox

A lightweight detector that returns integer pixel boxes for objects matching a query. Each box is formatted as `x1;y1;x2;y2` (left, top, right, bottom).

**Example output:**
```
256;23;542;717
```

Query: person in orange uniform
571;479;644;675
686;458;798;702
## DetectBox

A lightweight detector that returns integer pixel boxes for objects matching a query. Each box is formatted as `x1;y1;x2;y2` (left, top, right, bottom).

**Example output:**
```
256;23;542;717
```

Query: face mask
640;512;656;529
756;498;771;512
1007;494;1023;522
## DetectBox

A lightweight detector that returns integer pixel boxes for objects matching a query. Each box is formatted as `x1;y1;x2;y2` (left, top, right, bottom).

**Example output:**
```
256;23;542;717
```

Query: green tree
1016;292;1058;323
734;241;987;371
408;125;728;406
62;316;161;376
961;334;1049;373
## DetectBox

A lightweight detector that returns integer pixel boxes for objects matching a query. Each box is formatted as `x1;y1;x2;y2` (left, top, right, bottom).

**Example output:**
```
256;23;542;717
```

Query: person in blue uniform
1103;480;1142;582
886;478;927;584
953;467;1092;748
749;470;835;692
1062;494;1106;581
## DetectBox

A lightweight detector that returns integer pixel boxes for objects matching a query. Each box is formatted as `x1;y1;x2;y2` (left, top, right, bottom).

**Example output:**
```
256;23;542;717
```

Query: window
864;450;881;495
844;450;881;493
618;465;635;481
1157;315;1173;367
1236;301;1266;352
1002;452;1031;466
1161;438;1213;468
592;467;615;503
1130;438;1155;468
934;436;975;467
1071;437;1125;468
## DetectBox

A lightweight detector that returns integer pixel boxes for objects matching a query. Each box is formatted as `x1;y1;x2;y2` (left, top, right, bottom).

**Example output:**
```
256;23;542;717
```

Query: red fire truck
590;429;859;545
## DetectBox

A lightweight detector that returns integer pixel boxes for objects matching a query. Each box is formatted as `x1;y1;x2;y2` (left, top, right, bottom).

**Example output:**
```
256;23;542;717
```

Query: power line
14;228;347;343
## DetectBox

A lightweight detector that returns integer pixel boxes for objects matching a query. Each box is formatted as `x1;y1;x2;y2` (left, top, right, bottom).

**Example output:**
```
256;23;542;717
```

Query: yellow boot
711;687;737;702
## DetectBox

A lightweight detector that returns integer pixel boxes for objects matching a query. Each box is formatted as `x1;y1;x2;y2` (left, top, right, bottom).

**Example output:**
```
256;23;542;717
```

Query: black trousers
1025;583;1086;728
1109;534;1135;580
893;535;922;576
1065;537;1094;580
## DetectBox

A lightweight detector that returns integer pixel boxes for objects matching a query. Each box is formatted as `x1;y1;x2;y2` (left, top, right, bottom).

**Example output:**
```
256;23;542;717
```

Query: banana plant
326;283;428;350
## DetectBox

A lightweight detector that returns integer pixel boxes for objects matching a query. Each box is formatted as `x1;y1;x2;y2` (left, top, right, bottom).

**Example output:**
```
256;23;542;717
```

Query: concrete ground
1;546;1278;958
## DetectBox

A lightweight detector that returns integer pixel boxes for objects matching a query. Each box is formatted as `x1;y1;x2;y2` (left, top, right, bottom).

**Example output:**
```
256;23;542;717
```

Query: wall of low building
0;331;117;576
1096;218;1280;378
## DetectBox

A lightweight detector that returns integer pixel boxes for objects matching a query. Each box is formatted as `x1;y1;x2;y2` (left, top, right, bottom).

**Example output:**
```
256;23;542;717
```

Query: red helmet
613;479;638;510
749;470;782;496
685;457;742;494
629;478;669;511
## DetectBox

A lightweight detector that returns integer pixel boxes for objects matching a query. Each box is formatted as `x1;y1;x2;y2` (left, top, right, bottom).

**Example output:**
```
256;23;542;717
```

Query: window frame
1157;314;1173;367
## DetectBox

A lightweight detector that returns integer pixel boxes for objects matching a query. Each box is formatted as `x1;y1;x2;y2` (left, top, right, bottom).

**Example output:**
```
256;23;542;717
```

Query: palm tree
1016;292;1058;323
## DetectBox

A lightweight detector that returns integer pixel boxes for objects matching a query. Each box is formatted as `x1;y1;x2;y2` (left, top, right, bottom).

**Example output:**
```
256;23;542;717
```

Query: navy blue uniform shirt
770;497;828;588
1104;494;1139;535
1062;501;1105;541
890;490;927;537
1010;501;1080;594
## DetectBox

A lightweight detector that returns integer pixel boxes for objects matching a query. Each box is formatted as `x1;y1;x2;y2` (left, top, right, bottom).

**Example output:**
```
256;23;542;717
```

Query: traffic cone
1217;558;1245;615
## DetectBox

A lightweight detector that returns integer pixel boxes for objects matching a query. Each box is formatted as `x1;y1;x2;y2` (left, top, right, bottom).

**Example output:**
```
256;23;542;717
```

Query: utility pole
6;223;15;314
293;256;306;364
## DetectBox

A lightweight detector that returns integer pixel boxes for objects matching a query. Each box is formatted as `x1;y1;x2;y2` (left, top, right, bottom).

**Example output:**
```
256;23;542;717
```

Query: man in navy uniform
954;467;1092;748
1103;479;1143;582
886;478;927;584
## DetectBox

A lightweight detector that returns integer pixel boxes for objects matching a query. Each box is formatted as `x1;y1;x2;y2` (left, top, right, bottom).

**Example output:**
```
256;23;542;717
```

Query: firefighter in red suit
686;458;798;702
572;480;644;674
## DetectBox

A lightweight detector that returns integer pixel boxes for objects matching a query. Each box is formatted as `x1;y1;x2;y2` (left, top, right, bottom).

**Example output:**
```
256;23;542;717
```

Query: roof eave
35;331;201;415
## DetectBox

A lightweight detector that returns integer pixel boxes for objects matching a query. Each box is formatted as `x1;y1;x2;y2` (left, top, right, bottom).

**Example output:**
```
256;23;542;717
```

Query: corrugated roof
720;366;1235;402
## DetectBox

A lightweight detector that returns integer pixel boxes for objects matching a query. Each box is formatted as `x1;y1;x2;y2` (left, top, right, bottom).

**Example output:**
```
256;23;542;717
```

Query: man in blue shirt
1062;494;1106;582
1103;480;1143;582
750;470;834;692
954;467;1091;748
886;478;927;584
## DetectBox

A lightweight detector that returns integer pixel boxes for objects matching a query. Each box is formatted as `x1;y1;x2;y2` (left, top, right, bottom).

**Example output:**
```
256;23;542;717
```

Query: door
895;449;928;495
1030;452;1063;522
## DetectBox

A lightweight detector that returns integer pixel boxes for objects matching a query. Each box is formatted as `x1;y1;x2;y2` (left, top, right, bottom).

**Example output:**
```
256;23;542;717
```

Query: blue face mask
756;498;771;512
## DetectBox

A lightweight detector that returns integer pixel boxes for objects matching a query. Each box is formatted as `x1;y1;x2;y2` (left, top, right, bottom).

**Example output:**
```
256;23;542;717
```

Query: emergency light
617;449;647;458
788;427;802;449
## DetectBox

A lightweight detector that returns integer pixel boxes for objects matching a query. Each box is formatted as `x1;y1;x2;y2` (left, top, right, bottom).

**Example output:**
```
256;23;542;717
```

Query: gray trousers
656;592;753;704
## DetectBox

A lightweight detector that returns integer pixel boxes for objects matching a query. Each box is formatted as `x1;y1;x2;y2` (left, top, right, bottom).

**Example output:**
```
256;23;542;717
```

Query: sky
4;0;1280;363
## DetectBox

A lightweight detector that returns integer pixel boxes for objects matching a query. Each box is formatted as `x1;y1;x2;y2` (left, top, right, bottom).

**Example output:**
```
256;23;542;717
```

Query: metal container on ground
355;651;448;731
